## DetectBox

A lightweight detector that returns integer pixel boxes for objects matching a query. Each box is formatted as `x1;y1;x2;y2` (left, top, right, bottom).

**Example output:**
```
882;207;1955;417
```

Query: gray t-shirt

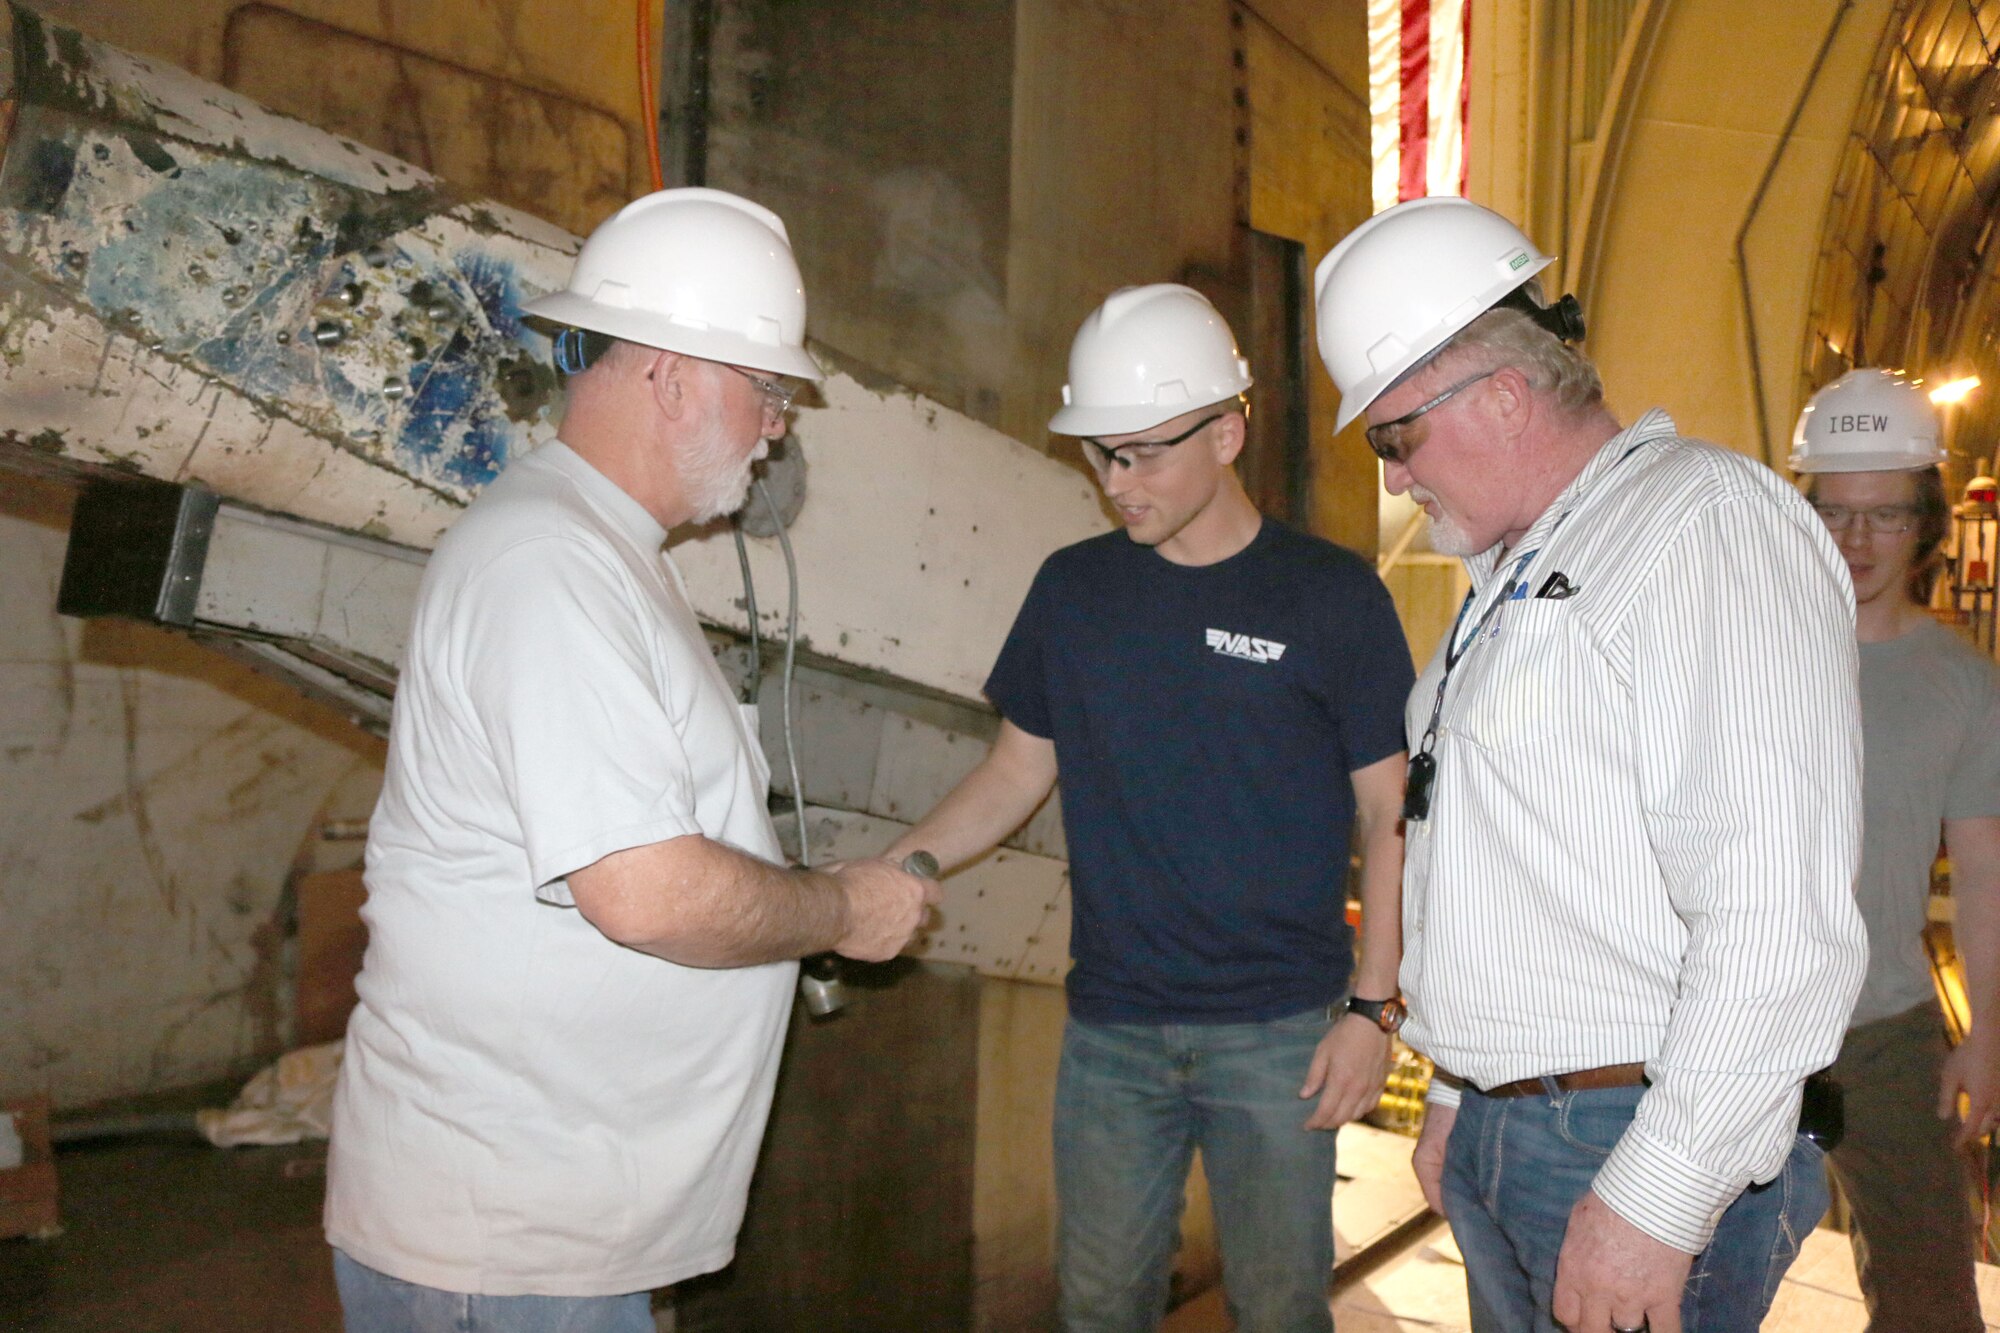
1851;619;2000;1026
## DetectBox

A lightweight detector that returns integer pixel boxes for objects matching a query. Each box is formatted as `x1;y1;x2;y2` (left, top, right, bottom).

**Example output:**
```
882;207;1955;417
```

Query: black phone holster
1798;1069;1844;1151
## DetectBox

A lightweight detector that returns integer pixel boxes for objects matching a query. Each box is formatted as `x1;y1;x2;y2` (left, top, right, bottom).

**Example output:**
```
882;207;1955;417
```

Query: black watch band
1345;994;1407;1034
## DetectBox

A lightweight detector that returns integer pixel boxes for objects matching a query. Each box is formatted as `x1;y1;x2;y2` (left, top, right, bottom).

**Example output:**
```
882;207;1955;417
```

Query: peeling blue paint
458;249;530;345
4;111;561;502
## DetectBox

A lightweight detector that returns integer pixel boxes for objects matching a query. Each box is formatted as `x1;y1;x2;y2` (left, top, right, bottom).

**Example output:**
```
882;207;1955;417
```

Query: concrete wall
701;0;1016;431
1242;0;1381;556
0;471;382;1109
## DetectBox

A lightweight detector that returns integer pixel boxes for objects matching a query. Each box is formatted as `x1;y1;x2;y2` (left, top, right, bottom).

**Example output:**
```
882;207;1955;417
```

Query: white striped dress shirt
1401;409;1867;1254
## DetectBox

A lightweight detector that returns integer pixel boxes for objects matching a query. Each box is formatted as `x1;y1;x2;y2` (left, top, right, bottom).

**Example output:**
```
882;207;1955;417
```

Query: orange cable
637;0;664;191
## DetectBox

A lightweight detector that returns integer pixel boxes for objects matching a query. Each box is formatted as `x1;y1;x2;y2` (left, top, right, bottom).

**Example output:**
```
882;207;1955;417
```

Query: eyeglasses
725;365;803;417
1080;414;1223;475
1813;503;1919;535
1364;371;1496;464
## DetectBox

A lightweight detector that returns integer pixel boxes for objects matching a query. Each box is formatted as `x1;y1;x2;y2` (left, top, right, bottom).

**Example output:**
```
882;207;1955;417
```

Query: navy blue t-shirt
985;521;1414;1024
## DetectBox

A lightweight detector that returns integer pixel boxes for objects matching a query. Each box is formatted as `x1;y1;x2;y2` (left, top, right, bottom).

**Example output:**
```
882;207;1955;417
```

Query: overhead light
1930;375;1981;405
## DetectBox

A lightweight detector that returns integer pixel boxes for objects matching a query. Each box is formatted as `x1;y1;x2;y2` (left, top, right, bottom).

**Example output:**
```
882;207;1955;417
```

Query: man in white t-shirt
324;188;937;1333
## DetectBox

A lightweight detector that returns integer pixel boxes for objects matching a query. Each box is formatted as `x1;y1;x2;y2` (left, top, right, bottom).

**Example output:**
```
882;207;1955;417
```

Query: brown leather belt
1477;1063;1649;1099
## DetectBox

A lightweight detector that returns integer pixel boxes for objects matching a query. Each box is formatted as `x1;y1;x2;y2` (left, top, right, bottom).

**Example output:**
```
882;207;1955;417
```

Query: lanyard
1402;548;1537;821
1400;436;1649;823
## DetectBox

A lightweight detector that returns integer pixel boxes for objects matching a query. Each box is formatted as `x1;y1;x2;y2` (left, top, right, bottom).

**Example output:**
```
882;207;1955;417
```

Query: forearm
1351;821;1403;997
1949;828;2000;1043
886;721;1058;871
569;833;848;968
1348;753;1407;998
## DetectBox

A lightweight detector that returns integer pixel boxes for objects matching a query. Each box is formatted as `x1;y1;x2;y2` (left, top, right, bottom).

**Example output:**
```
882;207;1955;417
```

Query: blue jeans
1052;1009;1339;1333
332;1249;654;1333
1441;1084;1828;1333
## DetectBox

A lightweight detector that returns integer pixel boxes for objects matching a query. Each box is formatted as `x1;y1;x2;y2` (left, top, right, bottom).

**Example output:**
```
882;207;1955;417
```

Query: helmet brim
1047;388;1250;438
523;291;825;381
1788;449;1948;474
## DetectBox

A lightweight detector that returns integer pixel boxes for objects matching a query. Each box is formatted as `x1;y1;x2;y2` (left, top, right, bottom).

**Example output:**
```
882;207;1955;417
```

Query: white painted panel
11;291;1107;703
196;515;328;640
793;807;1071;988
0;304;465;546
316;545;425;669
673;373;1111;703
759;678;885;810
869;710;989;824
194;509;422;670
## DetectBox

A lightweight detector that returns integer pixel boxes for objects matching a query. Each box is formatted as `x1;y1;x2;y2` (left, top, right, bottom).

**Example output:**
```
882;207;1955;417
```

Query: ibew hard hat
524;187;823;381
1314;197;1557;432
1789;369;1945;473
1047;284;1253;437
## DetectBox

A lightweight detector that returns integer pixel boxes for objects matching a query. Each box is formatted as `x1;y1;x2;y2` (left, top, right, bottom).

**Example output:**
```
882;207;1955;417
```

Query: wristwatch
1345;994;1407;1034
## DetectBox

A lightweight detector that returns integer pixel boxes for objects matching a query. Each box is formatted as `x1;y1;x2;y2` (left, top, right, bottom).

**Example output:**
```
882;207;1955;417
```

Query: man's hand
1411;1101;1455;1214
1940;1027;2000;1148
1299;1016;1393;1130
827;857;941;962
1552;1190;1692;1333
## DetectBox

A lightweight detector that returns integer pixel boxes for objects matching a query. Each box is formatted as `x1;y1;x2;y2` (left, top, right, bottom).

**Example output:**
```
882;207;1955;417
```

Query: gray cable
730;521;762;704
755;477;810;869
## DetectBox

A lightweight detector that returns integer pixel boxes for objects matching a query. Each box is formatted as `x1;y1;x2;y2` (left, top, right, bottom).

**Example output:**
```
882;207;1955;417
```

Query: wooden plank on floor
1333;1124;1429;1264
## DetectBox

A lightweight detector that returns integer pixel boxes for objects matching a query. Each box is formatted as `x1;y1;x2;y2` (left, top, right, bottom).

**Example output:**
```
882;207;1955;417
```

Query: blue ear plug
553;327;589;375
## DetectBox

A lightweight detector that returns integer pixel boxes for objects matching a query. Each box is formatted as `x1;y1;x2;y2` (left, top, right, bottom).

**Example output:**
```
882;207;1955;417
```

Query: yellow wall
1579;0;1895;458
1467;0;1898;462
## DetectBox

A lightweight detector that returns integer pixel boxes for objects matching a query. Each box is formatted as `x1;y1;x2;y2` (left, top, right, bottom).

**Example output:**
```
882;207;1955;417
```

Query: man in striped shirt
1314;198;1867;1333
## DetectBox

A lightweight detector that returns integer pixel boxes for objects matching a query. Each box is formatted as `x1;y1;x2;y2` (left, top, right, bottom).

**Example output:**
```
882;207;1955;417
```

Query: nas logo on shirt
1205;628;1287;664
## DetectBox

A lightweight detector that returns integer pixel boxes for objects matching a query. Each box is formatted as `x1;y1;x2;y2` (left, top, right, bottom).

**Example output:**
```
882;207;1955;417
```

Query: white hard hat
1047;284;1253;437
1314;197;1556;432
1789;369;1945;473
524;187;823;381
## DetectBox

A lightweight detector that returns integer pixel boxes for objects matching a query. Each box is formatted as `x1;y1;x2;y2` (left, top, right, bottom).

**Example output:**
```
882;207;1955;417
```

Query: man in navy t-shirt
887;284;1413;1332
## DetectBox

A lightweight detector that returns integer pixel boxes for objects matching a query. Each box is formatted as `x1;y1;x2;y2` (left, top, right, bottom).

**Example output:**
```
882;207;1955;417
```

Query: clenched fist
828;858;941;961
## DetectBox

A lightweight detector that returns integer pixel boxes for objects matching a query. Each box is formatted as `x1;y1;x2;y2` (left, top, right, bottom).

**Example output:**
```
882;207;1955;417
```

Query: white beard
1412;488;1482;557
681;423;758;523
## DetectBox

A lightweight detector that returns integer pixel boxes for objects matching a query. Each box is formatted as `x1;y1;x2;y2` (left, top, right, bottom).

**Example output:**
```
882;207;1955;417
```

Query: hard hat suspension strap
1495;287;1587;344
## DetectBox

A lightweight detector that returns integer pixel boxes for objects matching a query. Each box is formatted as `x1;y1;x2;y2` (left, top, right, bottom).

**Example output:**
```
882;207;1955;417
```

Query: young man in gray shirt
1793;369;2000;1331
